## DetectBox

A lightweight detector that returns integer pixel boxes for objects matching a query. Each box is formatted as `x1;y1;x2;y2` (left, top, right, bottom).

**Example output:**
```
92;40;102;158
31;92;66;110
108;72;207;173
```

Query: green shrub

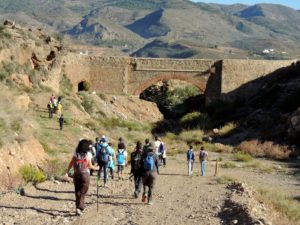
218;122;237;136
82;81;91;91
216;175;236;184
222;161;237;168
180;112;213;130
81;93;94;114
19;165;46;184
178;130;204;145
234;152;253;162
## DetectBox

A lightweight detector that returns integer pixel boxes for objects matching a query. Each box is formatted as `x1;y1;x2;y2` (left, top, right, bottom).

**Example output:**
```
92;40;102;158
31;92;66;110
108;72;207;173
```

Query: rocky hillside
0;0;300;59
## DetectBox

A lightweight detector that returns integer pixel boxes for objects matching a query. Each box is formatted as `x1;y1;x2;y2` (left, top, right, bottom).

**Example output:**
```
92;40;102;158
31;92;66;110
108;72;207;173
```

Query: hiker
90;138;98;176
47;100;54;118
107;142;115;180
50;93;55;103
158;141;166;167
96;136;110;187
130;141;143;198
142;138;151;155
199;146;208;176
59;114;64;130
154;136;161;156
57;102;62;118
141;142;159;205
118;137;126;150
65;139;99;215
116;141;127;180
52;97;58;113
187;145;195;176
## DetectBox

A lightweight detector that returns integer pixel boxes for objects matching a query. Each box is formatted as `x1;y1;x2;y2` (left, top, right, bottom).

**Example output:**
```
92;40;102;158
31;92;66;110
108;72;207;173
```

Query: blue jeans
98;161;108;184
201;161;206;176
188;160;194;176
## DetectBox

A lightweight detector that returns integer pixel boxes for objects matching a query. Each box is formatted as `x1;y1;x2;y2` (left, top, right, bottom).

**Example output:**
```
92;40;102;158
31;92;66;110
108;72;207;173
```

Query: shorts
117;165;124;173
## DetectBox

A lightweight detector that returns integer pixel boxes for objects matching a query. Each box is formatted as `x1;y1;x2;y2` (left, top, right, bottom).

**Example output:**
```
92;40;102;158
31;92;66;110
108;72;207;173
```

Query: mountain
0;0;299;59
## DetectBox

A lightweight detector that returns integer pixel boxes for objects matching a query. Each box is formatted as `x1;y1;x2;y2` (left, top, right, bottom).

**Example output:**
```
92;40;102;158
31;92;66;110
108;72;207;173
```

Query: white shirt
154;140;161;155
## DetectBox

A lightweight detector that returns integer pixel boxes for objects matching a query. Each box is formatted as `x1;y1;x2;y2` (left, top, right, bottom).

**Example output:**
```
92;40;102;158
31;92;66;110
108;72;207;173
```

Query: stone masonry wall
62;54;296;103
222;59;296;94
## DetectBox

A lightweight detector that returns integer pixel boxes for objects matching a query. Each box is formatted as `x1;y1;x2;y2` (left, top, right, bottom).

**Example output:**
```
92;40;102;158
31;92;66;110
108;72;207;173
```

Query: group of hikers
186;145;208;176
65;135;209;216
47;94;64;130
65;135;166;215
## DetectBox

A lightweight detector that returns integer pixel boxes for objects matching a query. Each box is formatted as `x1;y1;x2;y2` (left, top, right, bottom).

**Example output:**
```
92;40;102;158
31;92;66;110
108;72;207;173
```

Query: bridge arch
133;73;206;96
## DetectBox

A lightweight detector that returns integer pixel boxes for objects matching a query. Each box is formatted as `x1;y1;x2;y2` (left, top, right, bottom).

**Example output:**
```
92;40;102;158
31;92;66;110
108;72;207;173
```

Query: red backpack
74;153;88;174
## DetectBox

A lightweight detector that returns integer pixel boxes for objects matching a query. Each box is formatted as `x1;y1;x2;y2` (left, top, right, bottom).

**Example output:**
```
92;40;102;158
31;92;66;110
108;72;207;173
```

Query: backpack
117;150;125;165
187;150;193;160
98;145;109;163
132;152;142;172
74;153;88;174
159;143;165;154
200;151;207;161
144;153;155;171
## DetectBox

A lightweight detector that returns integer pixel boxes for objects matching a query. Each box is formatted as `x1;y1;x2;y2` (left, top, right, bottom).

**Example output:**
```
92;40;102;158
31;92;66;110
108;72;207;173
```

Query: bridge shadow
152;60;300;149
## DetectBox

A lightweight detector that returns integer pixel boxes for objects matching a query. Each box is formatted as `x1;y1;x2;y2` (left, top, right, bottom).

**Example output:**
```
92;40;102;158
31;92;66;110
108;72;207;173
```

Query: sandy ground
0;154;299;225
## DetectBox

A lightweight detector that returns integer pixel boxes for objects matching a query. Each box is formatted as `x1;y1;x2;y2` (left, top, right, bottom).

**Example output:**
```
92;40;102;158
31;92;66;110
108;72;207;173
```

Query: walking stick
96;174;99;212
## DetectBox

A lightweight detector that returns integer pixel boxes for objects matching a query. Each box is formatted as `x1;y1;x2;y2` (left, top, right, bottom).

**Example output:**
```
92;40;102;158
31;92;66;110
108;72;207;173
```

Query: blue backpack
144;154;154;171
159;143;165;154
187;150;193;160
98;145;109;163
117;150;125;165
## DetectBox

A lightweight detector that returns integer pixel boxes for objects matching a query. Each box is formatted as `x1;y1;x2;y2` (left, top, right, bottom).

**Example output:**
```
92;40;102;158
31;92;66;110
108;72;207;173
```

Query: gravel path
0;154;299;225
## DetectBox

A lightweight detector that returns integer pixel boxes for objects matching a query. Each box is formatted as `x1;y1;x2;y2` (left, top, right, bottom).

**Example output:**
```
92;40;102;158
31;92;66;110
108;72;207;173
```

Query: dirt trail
0;154;299;225
0;156;226;225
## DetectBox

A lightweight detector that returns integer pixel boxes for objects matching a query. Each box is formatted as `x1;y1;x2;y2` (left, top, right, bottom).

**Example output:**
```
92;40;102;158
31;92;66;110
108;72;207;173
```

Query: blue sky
191;0;300;9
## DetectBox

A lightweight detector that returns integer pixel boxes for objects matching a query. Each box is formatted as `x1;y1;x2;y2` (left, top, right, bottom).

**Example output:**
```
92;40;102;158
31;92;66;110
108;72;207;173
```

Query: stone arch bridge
63;55;295;103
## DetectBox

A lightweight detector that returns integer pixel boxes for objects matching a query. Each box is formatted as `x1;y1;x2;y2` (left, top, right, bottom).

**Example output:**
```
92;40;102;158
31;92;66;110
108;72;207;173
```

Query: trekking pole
96;174;99;212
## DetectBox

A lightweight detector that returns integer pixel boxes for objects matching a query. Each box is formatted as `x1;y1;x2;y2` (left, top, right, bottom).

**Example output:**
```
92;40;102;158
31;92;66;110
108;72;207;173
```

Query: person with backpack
65;139;99;215
187;145;195;176
118;137;126;150
154;136;161;156
47;100;54;119
142;138;151;156
130;141;143;198
141;142;159;205
116;142;127;180
107;142;115;180
199;146;208;176
96;136;110;187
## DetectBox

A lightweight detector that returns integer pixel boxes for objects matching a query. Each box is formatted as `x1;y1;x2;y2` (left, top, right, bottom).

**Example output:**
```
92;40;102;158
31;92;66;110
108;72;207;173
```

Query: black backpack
131;151;142;172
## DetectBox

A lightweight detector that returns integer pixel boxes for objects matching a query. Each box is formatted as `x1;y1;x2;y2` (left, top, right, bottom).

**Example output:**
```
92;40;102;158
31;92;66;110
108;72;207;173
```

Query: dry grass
236;140;291;160
257;188;300;225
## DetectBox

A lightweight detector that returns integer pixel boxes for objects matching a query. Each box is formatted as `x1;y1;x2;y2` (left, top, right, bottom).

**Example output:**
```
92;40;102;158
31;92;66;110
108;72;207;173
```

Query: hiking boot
134;191;139;198
142;195;147;203
147;201;153;205
76;208;83;216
